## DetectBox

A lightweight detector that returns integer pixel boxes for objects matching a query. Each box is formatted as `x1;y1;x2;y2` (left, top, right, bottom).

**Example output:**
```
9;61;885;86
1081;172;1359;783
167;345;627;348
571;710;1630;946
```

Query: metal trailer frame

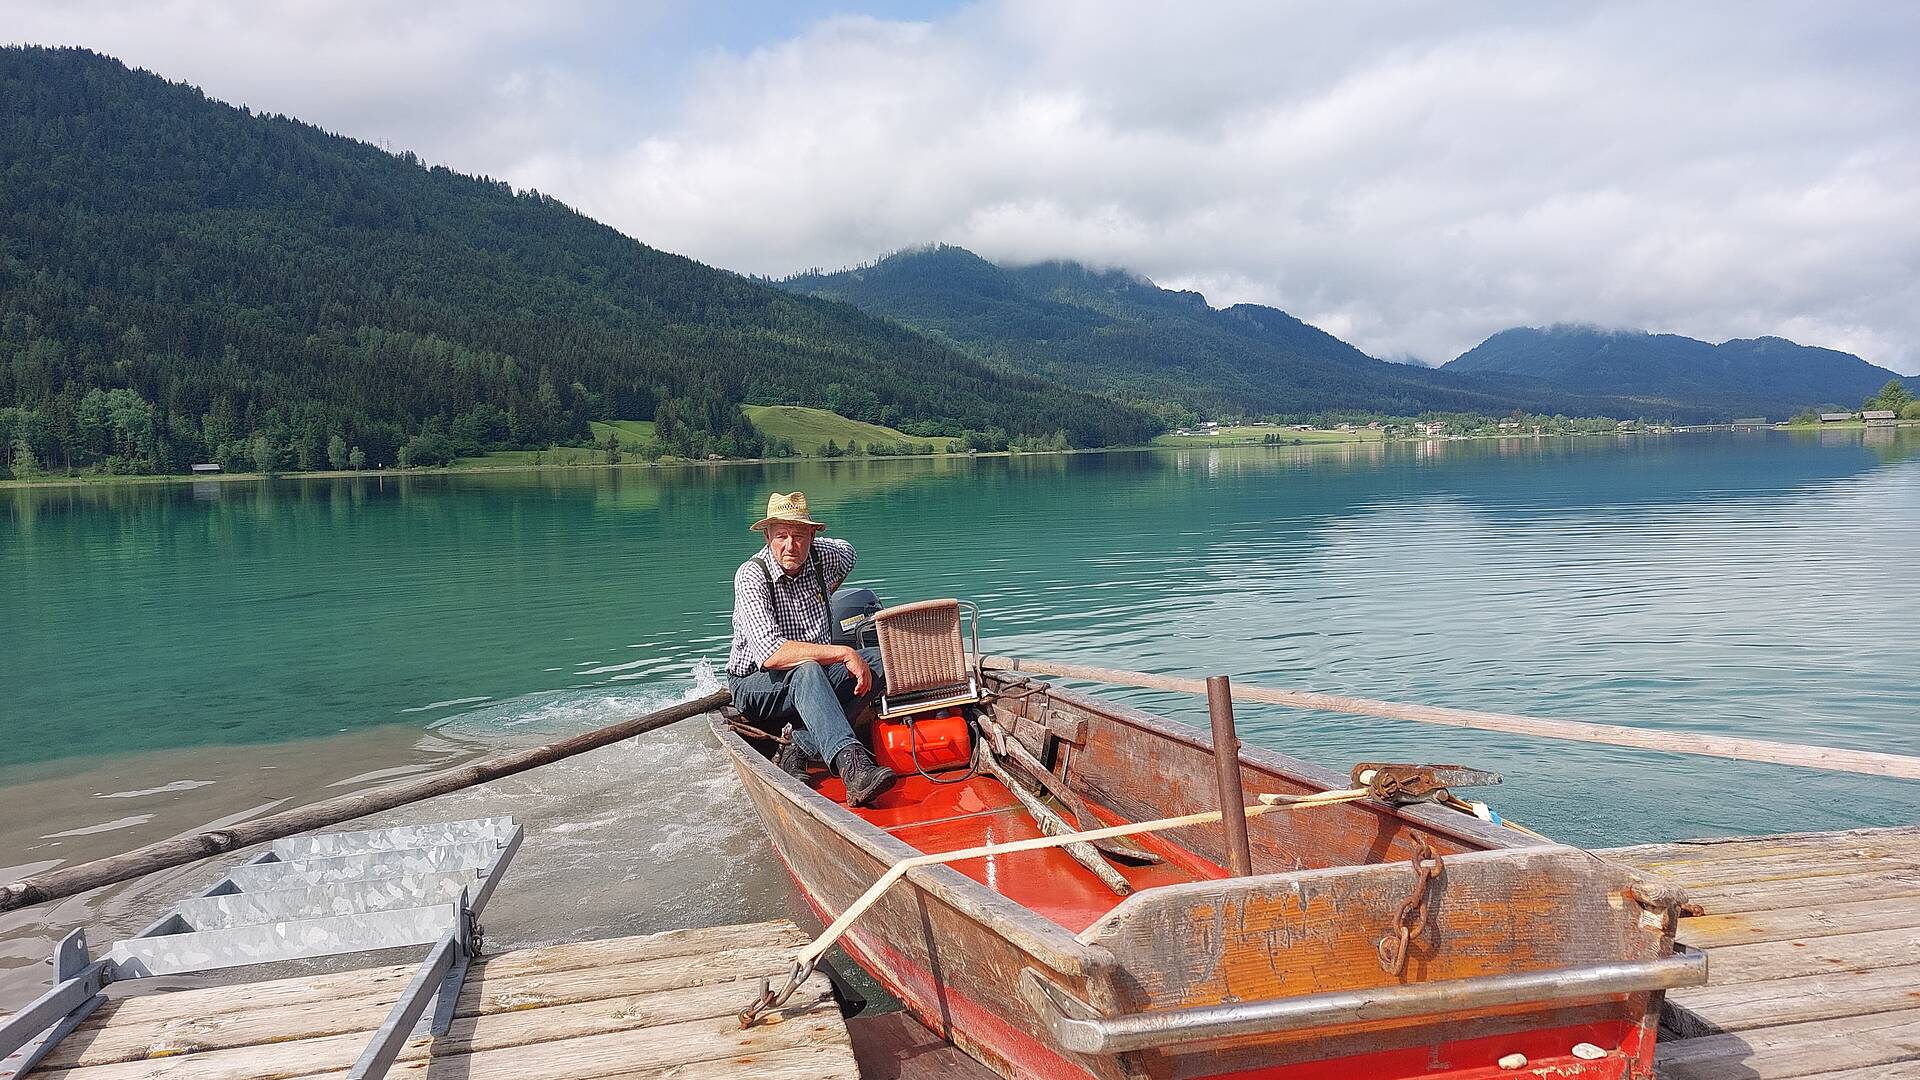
0;815;521;1080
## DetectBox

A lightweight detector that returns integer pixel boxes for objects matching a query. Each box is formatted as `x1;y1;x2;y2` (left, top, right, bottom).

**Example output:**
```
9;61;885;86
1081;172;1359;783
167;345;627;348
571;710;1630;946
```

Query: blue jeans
730;647;885;766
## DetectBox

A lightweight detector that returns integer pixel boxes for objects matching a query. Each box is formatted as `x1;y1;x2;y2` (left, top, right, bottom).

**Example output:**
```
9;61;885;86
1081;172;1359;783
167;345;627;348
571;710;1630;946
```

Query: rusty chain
1376;838;1443;976
738;958;815;1029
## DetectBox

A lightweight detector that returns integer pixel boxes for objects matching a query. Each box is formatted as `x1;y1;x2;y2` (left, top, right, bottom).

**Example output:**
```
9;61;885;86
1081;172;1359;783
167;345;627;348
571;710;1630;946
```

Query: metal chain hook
738;958;815;1028
1376;839;1443;976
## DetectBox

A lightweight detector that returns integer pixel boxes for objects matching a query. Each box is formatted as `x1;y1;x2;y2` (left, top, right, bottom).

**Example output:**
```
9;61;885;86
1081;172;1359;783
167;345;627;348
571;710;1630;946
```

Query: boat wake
0;668;792;1011
383;665;795;950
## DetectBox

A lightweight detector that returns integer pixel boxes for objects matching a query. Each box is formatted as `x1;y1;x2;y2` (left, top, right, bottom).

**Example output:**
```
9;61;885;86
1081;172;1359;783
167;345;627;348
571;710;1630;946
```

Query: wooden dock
21;920;857;1079
1602;825;1920;1080
12;827;1918;1080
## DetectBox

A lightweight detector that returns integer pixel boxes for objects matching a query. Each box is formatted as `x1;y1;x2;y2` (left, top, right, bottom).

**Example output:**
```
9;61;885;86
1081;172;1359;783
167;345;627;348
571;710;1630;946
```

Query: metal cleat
1350;763;1503;805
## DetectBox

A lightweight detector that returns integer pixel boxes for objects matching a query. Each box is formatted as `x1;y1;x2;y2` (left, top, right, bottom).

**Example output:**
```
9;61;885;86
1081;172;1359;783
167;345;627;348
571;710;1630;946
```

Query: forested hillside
0;48;1155;476
1446;326;1918;417
779;246;1640;422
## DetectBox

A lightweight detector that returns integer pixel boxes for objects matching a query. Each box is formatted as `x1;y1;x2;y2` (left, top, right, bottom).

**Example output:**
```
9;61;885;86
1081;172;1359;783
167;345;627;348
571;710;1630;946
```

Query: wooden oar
0;689;732;914
982;656;1920;782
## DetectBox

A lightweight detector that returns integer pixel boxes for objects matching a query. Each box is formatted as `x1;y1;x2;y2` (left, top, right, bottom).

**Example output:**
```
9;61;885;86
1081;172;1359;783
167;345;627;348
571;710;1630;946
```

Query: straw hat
751;491;825;532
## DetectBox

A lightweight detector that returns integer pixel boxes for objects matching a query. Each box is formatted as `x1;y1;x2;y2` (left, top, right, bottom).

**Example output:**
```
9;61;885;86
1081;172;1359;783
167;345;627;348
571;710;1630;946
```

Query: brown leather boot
832;743;896;807
771;725;811;779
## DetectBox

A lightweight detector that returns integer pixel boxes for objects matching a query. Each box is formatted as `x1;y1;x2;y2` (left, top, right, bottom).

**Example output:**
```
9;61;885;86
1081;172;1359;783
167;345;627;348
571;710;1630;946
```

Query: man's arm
817;537;857;591
763;640;873;694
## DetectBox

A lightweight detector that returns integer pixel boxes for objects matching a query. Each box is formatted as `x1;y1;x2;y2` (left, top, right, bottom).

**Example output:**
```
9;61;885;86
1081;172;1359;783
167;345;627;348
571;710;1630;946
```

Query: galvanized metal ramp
2;816;522;1079
1602;825;1920;1080
14;921;854;1080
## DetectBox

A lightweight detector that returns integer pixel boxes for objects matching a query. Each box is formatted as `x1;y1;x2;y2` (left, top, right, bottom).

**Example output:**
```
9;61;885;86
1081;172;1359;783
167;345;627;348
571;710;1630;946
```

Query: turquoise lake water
4;431;1918;836
2;430;1918;1008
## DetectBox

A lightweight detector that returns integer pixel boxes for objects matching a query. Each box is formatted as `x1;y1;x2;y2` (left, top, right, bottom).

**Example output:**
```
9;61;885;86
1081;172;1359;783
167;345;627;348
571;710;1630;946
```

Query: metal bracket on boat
1352;763;1502;805
1018;946;1709;1055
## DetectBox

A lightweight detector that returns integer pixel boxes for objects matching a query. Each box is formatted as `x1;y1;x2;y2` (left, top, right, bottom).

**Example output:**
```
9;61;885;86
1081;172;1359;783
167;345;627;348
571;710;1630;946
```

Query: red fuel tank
872;710;972;775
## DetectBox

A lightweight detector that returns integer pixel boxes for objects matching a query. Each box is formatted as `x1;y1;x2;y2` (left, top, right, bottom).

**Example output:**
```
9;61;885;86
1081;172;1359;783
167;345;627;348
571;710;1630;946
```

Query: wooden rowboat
716;667;1704;1079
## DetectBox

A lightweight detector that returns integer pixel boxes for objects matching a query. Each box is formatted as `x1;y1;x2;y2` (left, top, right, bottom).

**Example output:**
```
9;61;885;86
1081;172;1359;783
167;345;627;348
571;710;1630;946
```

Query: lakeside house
190;463;221;474
1820;412;1854;423
1863;410;1897;426
1420;422;1446;437
1616;420;1637;432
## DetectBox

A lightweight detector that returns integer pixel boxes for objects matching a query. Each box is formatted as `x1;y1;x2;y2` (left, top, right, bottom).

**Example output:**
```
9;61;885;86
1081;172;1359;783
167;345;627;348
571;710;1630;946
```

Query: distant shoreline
4;421;1913;492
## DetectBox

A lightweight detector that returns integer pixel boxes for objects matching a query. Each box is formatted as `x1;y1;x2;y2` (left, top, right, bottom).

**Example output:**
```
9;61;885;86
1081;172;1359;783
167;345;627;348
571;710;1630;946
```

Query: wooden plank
1702;925;1920;985
465;920;805;978
72;963;418;1032
65;922;803;1037
39;966;824;1069
1676;895;1920;948
456;943;800;1016
1655;1006;1920;1079
1788;1062;1920;1080
1605;826;1920;866
1642;852;1920;889
38;991;398;1069
1664;963;1920;1037
381;1008;856;1080
1623;843;1920;876
35;979;842;1080
985;695;1086;749
1683;868;1920;915
847;1011;999;1080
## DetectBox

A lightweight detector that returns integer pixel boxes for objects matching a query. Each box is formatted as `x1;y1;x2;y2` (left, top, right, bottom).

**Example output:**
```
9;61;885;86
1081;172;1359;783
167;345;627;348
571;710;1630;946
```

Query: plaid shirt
727;537;857;677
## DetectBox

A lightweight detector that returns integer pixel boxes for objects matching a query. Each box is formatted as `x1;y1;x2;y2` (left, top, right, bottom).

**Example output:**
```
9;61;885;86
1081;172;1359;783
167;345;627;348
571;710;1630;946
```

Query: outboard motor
829;587;883;648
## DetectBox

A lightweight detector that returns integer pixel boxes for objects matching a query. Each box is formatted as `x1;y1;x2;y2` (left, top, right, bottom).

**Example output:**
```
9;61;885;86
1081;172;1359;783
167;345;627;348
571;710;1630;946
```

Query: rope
739;786;1370;1027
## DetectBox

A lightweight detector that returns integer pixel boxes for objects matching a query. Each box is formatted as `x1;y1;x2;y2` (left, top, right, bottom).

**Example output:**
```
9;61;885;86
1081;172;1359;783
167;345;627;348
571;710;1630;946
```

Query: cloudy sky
10;1;1919;371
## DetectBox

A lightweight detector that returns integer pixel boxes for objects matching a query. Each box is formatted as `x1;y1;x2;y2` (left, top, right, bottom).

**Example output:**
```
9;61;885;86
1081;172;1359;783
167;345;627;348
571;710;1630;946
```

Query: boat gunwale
1002;672;1535;853
1071;840;1592;947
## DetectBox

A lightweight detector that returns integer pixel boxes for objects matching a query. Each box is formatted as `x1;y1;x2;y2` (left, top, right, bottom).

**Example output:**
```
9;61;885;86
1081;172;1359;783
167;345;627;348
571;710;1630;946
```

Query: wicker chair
872;598;981;719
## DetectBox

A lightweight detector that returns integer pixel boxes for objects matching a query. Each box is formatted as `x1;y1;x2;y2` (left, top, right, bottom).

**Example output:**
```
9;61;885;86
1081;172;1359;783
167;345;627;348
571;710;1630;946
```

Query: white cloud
9;1;1919;372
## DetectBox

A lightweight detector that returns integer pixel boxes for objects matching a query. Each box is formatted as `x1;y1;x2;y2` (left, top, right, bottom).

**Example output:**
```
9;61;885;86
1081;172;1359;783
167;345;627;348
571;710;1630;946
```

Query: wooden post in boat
1208;675;1255;877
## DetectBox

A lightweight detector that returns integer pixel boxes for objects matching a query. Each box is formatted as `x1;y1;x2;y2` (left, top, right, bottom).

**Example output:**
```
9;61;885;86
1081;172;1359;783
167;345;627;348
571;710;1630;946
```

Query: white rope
760;787;1369;1011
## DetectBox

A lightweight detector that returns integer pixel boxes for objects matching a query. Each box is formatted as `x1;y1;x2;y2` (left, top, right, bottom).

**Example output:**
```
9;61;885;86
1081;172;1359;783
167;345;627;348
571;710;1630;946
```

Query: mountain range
1;47;1908;480
1444;326;1912;417
0;47;1153;476
783;246;1913;423
780;246;1615;422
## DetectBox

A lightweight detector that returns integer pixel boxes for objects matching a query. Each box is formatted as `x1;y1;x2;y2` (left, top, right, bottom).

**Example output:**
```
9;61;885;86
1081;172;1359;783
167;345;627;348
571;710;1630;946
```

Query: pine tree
11;438;41;478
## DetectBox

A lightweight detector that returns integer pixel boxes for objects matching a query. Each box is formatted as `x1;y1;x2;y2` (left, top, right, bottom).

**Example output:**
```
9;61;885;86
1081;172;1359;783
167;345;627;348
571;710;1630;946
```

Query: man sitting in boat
727;491;897;806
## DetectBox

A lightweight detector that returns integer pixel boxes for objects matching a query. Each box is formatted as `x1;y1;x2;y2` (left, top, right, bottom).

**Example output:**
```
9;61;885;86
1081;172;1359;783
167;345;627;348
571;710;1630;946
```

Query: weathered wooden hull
717;672;1693;1079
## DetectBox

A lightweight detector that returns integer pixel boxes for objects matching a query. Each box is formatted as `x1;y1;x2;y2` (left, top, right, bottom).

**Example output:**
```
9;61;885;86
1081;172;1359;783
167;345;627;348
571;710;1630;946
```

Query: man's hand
843;647;874;695
761;640;873;696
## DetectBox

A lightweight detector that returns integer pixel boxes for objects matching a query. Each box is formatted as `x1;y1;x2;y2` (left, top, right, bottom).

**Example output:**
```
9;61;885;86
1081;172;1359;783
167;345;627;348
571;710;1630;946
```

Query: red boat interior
809;767;1227;934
